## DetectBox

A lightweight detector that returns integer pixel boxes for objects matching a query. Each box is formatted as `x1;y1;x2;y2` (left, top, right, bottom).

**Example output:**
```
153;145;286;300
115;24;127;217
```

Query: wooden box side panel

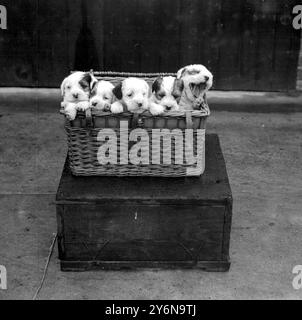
57;204;226;263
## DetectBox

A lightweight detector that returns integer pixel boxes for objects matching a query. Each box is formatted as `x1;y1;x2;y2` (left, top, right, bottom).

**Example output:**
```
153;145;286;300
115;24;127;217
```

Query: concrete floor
0;108;302;300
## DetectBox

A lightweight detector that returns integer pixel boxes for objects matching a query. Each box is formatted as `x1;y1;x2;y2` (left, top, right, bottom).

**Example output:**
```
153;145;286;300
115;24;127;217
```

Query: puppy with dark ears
60;71;98;120
176;64;213;111
150;76;184;114
110;77;150;114
89;80;115;111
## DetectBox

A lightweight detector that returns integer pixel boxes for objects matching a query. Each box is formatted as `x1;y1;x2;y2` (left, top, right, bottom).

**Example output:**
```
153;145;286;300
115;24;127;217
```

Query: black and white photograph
0;0;302;303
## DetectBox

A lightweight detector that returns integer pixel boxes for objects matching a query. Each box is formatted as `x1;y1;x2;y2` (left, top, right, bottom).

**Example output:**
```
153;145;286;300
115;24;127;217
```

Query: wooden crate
56;134;232;271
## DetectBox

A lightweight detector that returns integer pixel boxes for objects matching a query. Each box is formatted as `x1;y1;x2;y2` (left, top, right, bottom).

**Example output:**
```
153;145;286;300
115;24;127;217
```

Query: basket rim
75;108;209;118
72;70;177;78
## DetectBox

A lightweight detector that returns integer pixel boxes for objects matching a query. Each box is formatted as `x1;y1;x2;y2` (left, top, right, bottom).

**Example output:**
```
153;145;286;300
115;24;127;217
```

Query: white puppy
89;80;115;111
176;64;213;111
111;77;151;114
60;71;97;120
150;76;184;113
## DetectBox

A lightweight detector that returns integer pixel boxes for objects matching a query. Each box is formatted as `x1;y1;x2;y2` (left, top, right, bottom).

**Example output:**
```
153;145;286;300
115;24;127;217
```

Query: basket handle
185;111;193;129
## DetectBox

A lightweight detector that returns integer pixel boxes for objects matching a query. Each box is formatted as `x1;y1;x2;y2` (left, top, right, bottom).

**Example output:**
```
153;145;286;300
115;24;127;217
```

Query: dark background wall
0;0;301;91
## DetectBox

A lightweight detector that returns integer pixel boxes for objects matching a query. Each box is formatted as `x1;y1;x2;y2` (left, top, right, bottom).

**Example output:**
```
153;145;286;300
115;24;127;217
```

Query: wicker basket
64;71;210;177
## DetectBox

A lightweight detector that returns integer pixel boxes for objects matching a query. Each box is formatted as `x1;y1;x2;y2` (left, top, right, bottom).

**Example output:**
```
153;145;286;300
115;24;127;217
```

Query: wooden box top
56;134;232;205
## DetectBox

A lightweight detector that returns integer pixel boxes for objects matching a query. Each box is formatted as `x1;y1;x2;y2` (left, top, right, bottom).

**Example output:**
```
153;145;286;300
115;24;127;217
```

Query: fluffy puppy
111;77;150;114
60;71;97;120
89;80;115;111
150;76;184;113
176;64;213;111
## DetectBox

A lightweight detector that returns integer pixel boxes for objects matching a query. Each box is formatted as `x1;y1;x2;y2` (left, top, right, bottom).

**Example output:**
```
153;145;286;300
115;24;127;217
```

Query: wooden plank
178;0;219;71
102;0;140;72
201;0;223;90
36;0;70;86
65;0;82;72
56;134;232;204
214;0;243;90
271;0;301;90
157;0;182;72
177;0;196;67
252;0;276;91
0;0;38;86
236;0;258;90
72;0;100;71
85;0;105;71
135;0;161;72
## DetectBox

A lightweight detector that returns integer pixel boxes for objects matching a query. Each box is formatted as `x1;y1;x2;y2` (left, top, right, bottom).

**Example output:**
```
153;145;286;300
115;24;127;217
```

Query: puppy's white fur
89;80;115;111
150;76;183;114
60;71;97;120
111;78;150;114
176;64;213;111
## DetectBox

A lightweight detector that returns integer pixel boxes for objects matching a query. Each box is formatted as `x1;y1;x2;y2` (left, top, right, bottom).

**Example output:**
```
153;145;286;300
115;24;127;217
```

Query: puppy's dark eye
67;85;71;89
158;93;165;99
127;93;133;98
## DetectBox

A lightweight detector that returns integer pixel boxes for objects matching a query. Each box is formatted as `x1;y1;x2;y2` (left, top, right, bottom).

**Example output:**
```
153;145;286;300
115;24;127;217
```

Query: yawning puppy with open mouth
110;77;150;114
60;71;98;120
150;76;184;114
176;64;213;111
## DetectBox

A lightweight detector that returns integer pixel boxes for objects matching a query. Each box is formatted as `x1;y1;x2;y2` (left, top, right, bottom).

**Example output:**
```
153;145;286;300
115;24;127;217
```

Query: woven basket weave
64;71;209;177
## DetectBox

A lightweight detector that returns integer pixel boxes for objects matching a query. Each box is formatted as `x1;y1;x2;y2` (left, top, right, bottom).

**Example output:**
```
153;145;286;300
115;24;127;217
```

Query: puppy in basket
111;77;163;115
176;64;213;111
89;80;115;111
60;71;98;120
150;76;184;114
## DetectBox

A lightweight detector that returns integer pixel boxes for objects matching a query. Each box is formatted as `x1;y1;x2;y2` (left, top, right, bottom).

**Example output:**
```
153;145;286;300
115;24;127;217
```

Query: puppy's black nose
204;76;209;81
73;93;79;99
92;101;98;106
137;103;143;108
165;106;172;111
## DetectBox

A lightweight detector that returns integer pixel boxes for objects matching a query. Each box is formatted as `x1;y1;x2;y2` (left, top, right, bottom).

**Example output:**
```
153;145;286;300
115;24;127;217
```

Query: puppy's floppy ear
112;82;123;100
79;72;91;90
89;73;98;91
180;68;188;78
152;77;163;93
173;78;184;94
90;81;98;97
79;72;98;92
176;67;187;79
60;77;68;97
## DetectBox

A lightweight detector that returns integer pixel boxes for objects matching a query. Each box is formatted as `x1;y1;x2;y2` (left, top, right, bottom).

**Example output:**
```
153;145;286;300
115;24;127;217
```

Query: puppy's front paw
76;101;90;111
64;103;77;120
149;102;165;116
103;103;111;112
110;101;124;114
